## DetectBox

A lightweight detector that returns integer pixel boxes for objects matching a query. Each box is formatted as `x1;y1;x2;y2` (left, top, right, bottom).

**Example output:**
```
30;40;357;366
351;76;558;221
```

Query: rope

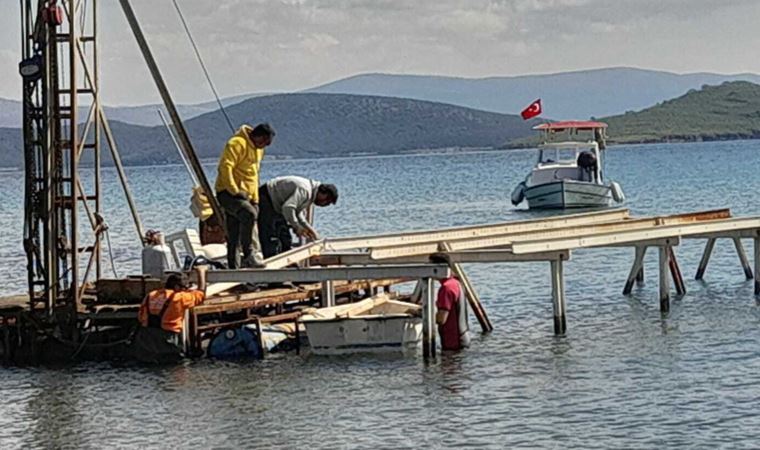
171;0;235;133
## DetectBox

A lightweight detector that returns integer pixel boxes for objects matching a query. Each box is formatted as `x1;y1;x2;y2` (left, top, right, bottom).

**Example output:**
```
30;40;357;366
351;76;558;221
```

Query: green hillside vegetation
604;81;760;143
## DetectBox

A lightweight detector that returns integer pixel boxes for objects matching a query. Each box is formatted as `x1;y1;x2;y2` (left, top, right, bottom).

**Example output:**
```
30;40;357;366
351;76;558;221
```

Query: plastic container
141;232;174;278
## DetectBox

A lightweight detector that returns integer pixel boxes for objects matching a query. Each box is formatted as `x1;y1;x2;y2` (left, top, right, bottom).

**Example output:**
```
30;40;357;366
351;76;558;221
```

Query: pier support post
659;246;671;313
668;247;686;295
695;238;716;280
550;258;566;335
439;242;493;333
623;246;647;295
733;238;754;280
754;237;760;296
320;280;335;307
421;277;436;359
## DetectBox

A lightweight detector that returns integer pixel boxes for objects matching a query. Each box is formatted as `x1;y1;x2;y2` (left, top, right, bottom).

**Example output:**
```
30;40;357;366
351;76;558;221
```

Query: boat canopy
533;121;608;131
538;141;598;150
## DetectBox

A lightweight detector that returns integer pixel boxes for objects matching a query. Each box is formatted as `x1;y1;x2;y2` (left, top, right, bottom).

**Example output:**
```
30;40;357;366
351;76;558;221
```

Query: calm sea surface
1;140;760;448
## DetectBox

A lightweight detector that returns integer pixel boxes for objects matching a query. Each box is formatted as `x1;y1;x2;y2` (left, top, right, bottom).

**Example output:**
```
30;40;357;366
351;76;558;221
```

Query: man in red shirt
435;276;470;351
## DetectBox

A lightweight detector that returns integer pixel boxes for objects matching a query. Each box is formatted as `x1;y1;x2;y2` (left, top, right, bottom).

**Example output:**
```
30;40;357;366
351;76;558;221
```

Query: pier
3;207;759;362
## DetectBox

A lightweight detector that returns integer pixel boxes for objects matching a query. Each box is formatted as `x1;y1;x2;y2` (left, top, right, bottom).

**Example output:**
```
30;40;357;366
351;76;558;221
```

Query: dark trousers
218;190;260;268
258;185;293;258
132;327;182;364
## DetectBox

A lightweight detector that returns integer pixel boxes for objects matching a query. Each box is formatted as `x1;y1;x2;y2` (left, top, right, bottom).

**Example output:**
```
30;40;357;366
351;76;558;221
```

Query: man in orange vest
134;273;205;362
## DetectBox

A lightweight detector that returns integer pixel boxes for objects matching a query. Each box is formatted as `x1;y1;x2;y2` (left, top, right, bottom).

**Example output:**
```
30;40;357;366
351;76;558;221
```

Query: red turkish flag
521;99;542;120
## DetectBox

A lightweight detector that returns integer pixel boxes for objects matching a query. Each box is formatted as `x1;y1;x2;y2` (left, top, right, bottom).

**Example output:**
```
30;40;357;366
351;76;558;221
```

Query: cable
105;228;119;278
171;0;235;133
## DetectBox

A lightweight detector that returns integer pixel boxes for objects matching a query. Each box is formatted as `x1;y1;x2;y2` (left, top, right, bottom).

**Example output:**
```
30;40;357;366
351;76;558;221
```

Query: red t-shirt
436;277;462;350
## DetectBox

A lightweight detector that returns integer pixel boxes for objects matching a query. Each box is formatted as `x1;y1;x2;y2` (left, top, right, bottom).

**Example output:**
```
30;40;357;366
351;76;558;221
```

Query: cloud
1;0;758;104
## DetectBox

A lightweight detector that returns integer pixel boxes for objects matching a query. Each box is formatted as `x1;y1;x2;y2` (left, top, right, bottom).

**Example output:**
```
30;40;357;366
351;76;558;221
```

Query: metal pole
119;0;226;236
99;107;145;243
94;0;102;280
421;277;436;359
659;246;670;313
320;280;335;307
550;258;566;335
733;237;754;280
68;0;80;312
623;246;647;295
695;238;716;280
754;237;760;296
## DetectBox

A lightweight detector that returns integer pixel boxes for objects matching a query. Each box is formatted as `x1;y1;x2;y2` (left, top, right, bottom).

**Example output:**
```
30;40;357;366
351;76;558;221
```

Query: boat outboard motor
577;151;597;182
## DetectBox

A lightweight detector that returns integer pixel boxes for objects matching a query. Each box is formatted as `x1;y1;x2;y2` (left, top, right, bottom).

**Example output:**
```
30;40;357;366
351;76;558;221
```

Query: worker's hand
296;228;318;241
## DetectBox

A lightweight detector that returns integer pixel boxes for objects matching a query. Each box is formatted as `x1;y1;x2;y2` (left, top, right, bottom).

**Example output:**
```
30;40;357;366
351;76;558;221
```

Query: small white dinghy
300;294;422;355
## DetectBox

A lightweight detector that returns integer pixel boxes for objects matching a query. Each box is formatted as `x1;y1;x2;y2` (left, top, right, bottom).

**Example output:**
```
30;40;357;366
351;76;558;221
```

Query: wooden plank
439;242;493;333
264;241;325;269
205;264;450;284
325;209;631;252
194;278;406;315
512;218;760;254
312;249;570;265
370;210;728;260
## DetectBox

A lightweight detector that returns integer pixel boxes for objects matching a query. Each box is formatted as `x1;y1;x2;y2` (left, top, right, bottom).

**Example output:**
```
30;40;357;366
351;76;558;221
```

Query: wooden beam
512;218;760;254
312;249;570;265
205;264;450;285
264;240;325;269
325;208;631;252
439;242;493;333
194;278;405;315
369;210;723;259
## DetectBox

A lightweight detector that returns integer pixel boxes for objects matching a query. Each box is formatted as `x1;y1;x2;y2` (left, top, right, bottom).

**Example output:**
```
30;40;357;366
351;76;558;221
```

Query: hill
3;67;760;128
603;81;760;143
306;67;760;120
0;93;537;167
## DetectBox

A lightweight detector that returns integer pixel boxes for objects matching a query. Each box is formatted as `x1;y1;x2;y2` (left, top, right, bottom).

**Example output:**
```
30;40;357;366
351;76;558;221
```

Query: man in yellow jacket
215;123;275;268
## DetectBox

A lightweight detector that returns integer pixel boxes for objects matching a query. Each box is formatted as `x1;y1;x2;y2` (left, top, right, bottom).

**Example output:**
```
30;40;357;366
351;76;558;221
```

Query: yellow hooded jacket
214;125;265;203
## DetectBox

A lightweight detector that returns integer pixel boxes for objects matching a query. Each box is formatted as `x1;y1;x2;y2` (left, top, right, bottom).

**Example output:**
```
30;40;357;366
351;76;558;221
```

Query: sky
1;0;760;106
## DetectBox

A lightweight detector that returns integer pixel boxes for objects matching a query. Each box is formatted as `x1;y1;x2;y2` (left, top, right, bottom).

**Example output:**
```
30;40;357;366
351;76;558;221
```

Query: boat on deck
300;294;422;355
511;121;624;209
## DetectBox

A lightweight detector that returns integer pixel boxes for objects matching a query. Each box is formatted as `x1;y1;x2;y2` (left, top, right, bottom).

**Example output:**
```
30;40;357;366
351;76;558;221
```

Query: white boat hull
525;180;612;209
303;315;422;355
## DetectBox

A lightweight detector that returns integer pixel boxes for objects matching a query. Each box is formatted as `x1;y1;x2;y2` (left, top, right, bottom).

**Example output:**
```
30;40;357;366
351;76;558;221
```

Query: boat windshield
539;148;578;164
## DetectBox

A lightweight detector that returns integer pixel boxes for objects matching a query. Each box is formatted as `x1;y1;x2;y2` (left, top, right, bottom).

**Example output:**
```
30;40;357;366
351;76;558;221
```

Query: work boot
242;254;266;269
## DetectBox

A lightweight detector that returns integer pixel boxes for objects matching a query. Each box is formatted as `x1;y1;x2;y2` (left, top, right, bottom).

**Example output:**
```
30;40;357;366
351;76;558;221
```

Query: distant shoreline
1;137;758;170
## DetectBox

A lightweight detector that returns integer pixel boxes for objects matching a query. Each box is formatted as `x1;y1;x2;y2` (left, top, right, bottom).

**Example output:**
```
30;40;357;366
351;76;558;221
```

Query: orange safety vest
138;289;205;334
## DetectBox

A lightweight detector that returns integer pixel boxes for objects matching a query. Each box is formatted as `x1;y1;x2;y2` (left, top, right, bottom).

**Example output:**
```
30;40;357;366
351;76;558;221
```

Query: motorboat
511;121;624;209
